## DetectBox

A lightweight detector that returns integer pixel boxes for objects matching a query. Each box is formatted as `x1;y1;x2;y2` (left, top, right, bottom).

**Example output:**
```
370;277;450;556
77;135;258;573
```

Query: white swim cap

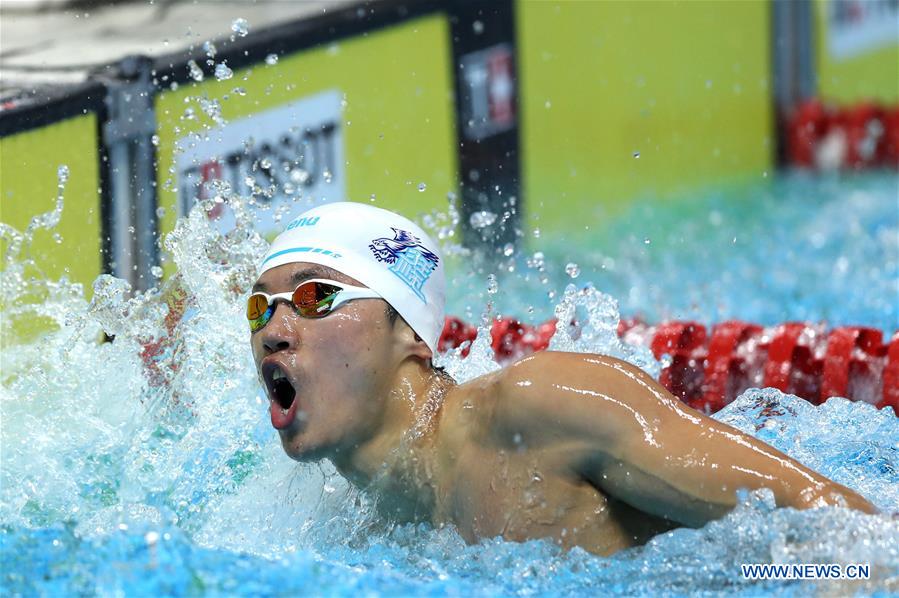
258;202;446;355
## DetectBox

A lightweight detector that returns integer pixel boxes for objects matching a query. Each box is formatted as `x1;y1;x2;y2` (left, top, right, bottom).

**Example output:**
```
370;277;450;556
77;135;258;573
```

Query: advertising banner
155;13;458;267
816;0;899;102
826;0;898;60
175;89;344;237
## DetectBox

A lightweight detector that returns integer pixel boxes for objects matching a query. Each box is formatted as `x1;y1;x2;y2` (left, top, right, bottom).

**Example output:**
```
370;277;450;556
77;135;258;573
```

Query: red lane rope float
883;333;899;412
701;321;763;413
438;316;898;415
784;99;899;170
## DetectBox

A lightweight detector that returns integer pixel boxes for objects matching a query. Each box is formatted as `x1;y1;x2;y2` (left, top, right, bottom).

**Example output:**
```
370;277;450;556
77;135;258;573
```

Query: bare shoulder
489;352;640;441
440;351;674;451
501;351;642;376
496;351;657;406
495;351;696;444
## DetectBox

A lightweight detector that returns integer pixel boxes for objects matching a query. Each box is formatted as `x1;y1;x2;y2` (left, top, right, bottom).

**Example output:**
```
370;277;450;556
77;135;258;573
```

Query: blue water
2;174;898;596
458;173;899;334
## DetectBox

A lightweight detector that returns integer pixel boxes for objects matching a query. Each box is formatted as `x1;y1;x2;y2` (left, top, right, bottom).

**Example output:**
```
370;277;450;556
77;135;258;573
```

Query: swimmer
249;202;876;556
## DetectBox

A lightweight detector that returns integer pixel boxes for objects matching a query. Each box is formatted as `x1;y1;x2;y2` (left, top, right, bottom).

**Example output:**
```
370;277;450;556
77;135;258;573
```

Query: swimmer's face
250;262;405;461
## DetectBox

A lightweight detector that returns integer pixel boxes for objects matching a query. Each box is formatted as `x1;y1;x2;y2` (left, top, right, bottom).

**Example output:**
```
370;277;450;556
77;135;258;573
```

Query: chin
279;432;335;462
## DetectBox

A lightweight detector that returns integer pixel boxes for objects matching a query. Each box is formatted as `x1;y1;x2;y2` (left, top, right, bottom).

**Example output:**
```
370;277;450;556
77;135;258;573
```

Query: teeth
273;369;286;381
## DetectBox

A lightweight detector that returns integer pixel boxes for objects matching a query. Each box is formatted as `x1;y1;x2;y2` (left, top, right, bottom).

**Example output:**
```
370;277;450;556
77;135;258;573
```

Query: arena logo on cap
369;228;439;302
285;216;320;231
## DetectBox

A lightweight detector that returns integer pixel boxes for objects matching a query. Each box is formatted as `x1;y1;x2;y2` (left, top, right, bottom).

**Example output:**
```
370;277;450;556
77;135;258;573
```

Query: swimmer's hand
495;352;877;527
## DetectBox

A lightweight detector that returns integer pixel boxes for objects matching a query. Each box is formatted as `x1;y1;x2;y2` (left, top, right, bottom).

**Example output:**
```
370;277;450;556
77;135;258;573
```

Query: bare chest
436;443;657;555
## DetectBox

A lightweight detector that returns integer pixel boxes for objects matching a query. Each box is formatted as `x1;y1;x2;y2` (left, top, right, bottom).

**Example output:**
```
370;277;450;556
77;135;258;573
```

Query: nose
260;301;299;354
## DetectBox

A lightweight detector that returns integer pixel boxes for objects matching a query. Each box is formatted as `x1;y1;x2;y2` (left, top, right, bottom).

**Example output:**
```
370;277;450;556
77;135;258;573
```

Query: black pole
447;0;522;253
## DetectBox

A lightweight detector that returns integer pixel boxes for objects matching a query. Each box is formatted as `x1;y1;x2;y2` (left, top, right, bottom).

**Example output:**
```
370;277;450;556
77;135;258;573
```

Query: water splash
214;62;233;81
1;170;897;595
230;18;249;38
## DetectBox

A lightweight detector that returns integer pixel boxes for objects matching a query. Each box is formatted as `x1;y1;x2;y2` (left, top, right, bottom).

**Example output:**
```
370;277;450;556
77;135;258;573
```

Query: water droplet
565;262;580;278
231;18;249;37
214;62;233;81
532;227;541;238
544;100;552;109
265;53;279;66
418;182;427;192
145;531;159;545
259;158;272;170
502;243;514;257
244;176;255;188
231;87;246;96
369;193;376;201
203;40;217;58
486;273;498;294
57;165;69;184
527;251;545;270
151;266;164;279
469;211;497;229
323;170;333;183
472;20;484;34
52;232;63;244
156;207;166;218
633;150;641;159
644;237;651;245
290;169;309;184
150;134;160;146
187;60;204;82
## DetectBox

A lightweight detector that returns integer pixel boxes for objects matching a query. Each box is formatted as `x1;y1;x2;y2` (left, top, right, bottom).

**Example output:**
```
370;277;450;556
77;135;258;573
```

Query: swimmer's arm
497;352;877;527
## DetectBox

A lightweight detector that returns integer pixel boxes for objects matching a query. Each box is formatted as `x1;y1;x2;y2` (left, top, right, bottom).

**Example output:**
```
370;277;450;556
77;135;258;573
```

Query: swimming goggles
247;278;381;332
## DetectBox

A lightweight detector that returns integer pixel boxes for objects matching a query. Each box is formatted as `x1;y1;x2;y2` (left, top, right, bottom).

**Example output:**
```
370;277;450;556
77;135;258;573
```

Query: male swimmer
248;202;875;556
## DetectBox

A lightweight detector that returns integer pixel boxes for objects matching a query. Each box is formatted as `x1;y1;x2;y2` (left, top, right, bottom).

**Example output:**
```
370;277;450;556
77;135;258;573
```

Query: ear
394;321;433;362
411;331;433;361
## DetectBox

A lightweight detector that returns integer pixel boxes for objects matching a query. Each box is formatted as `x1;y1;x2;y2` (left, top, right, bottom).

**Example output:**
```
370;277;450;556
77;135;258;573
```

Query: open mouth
271;369;296;410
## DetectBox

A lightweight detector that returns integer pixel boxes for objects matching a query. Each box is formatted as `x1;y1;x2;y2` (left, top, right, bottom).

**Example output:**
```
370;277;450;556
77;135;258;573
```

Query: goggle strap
328;288;381;310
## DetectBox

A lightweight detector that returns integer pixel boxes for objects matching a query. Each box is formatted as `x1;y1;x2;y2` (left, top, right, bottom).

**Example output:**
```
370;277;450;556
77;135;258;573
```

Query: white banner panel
827;0;899;60
175;89;345;236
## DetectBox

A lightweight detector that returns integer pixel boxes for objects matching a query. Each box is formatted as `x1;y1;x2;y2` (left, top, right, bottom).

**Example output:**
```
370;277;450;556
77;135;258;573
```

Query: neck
330;360;453;523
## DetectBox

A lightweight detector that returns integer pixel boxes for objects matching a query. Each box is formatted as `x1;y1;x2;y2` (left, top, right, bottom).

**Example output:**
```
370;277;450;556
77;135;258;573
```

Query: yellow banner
517;1;773;234
0;114;103;293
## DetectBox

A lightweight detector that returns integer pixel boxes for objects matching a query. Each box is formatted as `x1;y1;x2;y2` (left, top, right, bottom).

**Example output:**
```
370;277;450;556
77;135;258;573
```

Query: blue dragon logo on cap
369;228;439;302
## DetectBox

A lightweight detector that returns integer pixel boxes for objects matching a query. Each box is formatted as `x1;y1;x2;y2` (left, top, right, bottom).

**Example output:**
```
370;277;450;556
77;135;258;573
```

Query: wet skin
251;263;877;556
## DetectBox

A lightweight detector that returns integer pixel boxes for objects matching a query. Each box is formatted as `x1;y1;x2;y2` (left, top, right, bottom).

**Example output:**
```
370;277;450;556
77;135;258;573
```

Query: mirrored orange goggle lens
247;294;269;321
293;282;340;317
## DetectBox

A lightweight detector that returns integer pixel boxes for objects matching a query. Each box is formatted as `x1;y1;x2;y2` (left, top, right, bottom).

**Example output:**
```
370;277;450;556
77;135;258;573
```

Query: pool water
1;173;898;596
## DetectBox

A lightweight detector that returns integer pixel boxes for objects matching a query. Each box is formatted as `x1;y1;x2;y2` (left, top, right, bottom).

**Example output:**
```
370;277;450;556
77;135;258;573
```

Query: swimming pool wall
0;82;107;345
1;0;896;304
516;1;773;235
